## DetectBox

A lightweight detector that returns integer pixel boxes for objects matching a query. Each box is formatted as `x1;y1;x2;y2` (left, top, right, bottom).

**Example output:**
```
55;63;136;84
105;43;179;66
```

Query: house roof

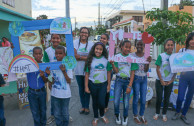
112;18;133;27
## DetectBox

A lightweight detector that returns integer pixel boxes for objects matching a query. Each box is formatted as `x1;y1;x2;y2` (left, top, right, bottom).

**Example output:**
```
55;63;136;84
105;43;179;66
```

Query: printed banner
17;77;29;109
170;51;194;73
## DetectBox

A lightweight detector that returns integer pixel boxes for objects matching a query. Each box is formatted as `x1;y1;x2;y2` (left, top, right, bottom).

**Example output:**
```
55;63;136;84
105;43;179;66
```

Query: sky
32;0;181;29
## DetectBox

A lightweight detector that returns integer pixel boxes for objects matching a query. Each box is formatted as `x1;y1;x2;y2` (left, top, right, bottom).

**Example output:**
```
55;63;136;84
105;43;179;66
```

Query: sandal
84;109;90;115
92;119;98;126
101;116;109;124
133;116;142;125
153;114;159;120
79;108;85;114
104;108;108;113
162;115;167;122
140;116;148;125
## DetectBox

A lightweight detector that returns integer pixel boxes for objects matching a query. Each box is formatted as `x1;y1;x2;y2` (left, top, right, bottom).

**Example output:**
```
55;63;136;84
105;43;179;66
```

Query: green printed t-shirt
114;53;138;78
85;56;112;84
155;52;174;81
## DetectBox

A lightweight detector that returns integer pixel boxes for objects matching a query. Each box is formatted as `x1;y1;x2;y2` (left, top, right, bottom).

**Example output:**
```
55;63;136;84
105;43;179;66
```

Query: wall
0;20;10;45
0;0;32;17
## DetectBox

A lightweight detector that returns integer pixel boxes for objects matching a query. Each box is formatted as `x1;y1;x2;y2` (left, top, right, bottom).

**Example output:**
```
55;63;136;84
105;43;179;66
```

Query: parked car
93;35;101;43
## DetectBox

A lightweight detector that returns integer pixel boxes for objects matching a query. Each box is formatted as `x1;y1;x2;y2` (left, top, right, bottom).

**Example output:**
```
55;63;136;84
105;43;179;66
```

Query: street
4;77;194;126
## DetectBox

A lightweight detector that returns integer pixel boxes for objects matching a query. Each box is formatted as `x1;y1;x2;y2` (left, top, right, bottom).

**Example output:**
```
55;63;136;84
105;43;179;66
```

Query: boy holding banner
0;74;6;126
27;47;49;126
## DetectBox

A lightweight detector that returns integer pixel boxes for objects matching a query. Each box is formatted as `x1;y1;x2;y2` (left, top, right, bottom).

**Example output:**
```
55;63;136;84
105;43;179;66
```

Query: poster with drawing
0;47;13;75
19;30;43;57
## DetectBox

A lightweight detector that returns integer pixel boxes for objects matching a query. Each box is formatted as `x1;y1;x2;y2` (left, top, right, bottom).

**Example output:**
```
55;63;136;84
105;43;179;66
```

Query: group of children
0;28;193;126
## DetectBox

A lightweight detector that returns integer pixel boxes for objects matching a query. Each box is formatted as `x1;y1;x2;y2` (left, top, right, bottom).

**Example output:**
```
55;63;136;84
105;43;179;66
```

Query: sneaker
122;116;128;126
46;115;55;125
69;116;73;122
115;114;121;125
172;113;180;120
180;115;190;125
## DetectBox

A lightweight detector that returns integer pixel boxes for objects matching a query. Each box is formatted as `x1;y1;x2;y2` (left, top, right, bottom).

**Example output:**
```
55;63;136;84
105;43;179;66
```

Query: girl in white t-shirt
100;33;111;113
74;27;94;115
111;40;138;126
172;32;194;125
132;40;152;125
153;39;176;122
85;42;112;126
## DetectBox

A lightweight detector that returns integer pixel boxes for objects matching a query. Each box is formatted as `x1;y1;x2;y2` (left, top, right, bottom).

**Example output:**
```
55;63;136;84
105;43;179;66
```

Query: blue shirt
27;72;47;89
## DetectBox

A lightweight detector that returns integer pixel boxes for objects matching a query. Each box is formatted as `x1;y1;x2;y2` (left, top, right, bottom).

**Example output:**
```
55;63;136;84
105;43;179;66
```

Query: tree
95;26;106;35
36;15;48;20
145;8;194;45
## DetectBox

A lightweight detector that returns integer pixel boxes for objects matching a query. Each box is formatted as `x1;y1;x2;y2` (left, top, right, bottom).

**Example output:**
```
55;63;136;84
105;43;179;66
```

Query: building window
133;16;143;22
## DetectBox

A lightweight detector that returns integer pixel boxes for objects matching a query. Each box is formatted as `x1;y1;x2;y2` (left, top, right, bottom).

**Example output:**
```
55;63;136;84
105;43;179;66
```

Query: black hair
84;42;108;73
56;45;66;53
119;40;131;50
51;34;61;39
101;33;109;40
164;38;175;52
135;39;144;47
185;32;194;49
78;27;90;50
2;37;8;41
33;46;42;54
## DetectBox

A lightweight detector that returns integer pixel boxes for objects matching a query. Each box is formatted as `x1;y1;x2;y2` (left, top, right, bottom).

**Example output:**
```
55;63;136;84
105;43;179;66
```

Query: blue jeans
114;77;131;117
75;75;90;109
28;88;47;126
88;80;107;118
0;96;5;126
132;75;147;116
176;71;194;116
51;96;70;126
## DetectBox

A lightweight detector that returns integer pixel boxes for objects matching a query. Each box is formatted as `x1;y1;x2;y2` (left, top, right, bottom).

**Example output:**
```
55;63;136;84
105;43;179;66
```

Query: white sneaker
122;117;128;126
69;116;73;122
115;114;121;124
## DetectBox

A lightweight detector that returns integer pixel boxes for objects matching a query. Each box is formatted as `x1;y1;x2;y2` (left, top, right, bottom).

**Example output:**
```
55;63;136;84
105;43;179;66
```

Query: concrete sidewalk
4;78;194;126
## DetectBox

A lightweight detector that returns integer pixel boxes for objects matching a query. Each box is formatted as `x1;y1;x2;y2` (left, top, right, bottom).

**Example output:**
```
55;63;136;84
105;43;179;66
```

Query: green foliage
145;8;194;45
95;26;106;35
180;0;194;6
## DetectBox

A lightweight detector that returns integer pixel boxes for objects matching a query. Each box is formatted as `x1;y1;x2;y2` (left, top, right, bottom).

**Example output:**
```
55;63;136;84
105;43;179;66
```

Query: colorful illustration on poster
9;21;25;36
62;56;77;70
19;30;43;57
50;17;71;34
8;54;39;73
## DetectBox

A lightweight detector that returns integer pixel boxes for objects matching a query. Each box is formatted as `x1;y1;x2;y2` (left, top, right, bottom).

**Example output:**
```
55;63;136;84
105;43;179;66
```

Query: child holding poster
153;39;176;122
48;46;73;126
27;47;49;126
100;33;111;113
84;42;112;126
172;32;194;125
131;40;152;125
74;27;94;115
110;40;138;126
0;74;6;126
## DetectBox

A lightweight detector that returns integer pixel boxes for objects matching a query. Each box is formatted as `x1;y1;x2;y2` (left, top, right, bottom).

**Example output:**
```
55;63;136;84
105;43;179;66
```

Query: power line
102;0;122;17
142;0;146;15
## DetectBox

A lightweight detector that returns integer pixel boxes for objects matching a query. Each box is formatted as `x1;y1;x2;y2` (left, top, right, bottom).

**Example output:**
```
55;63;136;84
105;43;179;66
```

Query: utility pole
66;0;70;17
161;0;168;10
98;2;100;27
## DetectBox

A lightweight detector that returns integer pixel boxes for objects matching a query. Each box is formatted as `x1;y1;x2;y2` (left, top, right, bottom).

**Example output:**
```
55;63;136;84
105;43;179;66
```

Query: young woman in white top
74;27;94;115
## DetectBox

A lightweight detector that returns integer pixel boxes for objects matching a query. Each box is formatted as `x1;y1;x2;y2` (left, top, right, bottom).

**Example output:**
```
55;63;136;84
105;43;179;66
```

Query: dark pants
52;96;70;126
88;80;107;118
0;96;5;126
176;72;194;116
155;79;173;115
75;75;90;109
28;88;47;126
105;92;110;108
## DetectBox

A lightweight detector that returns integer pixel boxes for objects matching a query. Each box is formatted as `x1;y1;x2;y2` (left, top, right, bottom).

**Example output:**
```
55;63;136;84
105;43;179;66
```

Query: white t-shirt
87;56;111;83
51;70;73;98
155;53;174;81
131;53;147;76
73;39;94;75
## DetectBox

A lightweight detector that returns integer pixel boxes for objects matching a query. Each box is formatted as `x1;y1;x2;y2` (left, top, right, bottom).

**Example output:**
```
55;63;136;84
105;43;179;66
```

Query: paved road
4;76;194;126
